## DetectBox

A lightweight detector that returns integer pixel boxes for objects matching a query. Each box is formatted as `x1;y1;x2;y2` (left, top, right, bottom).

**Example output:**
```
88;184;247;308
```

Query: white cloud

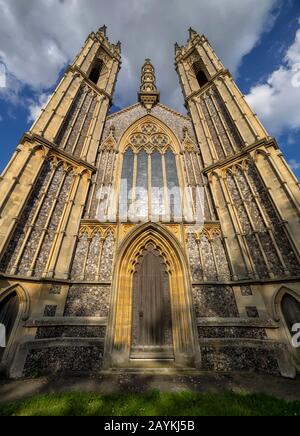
0;0;278;112
0;72;24;106
246;25;300;135
0;62;6;88
288;159;300;170
27;93;51;123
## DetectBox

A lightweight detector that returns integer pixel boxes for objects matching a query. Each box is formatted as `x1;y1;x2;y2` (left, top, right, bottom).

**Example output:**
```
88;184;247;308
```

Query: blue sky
0;0;300;178
239;0;300;177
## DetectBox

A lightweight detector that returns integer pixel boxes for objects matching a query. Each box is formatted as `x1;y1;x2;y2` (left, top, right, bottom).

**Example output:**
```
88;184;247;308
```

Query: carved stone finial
138;59;160;112
101;125;117;151
98;25;107;36
109;125;116;137
188;27;198;39
175;42;180;55
183;126;189;138
182;126;198;152
116;41;122;52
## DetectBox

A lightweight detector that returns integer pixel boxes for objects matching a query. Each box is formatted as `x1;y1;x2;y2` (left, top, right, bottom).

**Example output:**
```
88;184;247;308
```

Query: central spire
138;59;160;111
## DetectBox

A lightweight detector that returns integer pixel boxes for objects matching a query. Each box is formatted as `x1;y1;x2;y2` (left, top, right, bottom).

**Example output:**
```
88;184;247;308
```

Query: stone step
103;366;199;375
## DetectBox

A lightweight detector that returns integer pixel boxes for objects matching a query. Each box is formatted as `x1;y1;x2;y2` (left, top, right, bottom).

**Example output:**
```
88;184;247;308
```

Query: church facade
0;26;300;378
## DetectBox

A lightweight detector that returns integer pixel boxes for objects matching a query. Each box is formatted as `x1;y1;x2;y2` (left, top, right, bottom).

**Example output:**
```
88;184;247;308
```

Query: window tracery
119;122;182;222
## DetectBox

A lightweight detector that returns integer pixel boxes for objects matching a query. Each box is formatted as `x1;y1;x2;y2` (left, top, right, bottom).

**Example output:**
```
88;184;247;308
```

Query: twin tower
0;26;300;379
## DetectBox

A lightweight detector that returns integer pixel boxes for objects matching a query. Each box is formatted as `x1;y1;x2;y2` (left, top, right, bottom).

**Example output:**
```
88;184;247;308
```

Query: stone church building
0;27;300;378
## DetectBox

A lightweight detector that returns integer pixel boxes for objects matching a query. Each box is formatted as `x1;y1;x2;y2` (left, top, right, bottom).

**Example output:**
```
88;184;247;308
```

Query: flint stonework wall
64;285;111;317
201;346;280;375
192;286;239;318
24;345;104;376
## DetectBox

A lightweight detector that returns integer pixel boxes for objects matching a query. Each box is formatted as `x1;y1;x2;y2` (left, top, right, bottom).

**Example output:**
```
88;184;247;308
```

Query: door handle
139;311;144;318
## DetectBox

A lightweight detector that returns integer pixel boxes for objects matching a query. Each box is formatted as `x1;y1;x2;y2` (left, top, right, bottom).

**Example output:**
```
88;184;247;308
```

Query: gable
101;103;197;147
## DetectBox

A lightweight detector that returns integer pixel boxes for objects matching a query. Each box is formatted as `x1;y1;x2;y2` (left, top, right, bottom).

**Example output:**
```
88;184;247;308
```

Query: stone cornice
0;272;113;285
196;317;279;329
24;317;108;328
1;271;299;287
21;132;97;174
185;69;232;103
202;137;278;174
66;65;113;102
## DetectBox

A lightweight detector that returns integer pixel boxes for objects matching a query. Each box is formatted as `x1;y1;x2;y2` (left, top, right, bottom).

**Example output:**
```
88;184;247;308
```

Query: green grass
0;390;300;416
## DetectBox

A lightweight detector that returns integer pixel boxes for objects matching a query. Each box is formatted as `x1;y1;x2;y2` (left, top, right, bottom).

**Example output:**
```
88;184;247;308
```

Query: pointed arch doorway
131;242;174;359
0;292;19;362
106;223;198;368
0;284;30;373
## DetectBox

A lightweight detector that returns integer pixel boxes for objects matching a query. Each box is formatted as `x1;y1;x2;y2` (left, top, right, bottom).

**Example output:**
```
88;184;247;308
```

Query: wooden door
0;292;19;362
131;243;174;359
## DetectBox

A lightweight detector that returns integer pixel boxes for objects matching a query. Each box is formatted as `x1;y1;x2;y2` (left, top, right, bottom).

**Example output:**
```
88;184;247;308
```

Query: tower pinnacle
188;27;198;39
138;59;160;111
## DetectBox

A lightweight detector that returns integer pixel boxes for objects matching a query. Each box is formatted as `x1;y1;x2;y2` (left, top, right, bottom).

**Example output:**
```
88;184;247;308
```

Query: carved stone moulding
185;222;222;242
79;222;116;240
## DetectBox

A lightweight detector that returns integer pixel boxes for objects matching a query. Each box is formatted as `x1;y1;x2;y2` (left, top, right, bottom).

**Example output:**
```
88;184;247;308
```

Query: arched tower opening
88;58;104;85
193;61;209;88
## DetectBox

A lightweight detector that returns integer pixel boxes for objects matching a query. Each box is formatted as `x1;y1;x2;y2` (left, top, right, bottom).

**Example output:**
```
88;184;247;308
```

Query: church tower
175;29;300;375
0;27;121;375
175;29;300;280
0;27;299;379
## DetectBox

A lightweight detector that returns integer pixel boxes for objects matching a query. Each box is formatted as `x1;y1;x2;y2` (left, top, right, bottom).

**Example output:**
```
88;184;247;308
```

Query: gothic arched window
282;294;300;336
119;147;181;222
89;59;103;85
0;292;19;361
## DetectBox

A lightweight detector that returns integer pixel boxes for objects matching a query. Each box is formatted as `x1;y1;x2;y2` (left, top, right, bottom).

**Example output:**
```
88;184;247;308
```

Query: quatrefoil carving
126;122;172;153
